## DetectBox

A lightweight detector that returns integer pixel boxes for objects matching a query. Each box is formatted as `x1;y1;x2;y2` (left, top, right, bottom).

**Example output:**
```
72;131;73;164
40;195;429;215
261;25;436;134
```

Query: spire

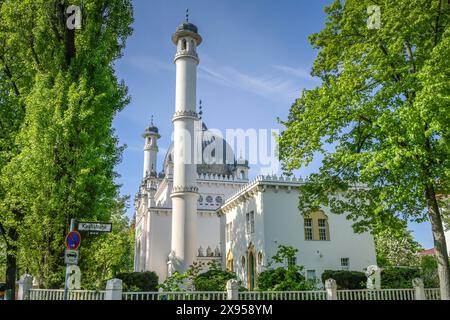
150;115;154;126
198;99;203;119
185;8;189;22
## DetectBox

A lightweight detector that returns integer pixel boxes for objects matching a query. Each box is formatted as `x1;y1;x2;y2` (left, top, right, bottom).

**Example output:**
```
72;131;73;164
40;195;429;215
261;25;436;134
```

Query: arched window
247;244;257;290
257;252;263;265
226;250;234;272
191;40;195;51
181;39;187;50
136;241;141;270
240;170;245;179
304;211;330;241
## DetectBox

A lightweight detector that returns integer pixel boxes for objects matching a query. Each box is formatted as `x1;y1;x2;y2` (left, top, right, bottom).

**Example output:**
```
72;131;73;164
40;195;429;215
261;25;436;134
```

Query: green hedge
115;271;159;292
321;270;366;289
381;267;420;289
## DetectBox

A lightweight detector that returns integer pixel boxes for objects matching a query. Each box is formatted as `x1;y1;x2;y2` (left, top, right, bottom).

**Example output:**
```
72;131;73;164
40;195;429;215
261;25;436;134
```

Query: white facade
217;176;377;289
134;18;377;288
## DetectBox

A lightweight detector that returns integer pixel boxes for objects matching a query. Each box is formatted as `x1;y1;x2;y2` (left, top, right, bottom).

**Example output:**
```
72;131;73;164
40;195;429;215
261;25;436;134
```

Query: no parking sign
65;231;81;250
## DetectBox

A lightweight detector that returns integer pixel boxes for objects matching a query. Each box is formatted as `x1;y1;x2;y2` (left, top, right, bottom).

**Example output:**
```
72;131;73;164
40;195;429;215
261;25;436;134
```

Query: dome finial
198;99;203;119
186;8;189;22
150;115;154;126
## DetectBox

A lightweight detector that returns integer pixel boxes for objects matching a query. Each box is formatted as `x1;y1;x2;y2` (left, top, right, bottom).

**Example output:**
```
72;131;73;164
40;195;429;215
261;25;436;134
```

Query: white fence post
18;274;33;300
325;278;337;300
413;278;425;300
226;279;239;300
105;278;123;300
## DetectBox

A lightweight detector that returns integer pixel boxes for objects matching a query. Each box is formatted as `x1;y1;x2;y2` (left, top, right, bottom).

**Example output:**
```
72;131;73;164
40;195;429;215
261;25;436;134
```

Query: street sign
64;249;79;265
77;222;112;233
65;231;81;250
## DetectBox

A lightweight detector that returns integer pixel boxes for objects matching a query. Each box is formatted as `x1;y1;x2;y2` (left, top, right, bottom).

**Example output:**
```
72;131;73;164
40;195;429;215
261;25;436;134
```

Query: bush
193;260;238;291
321;270;366;289
115;271;159;292
381;267;420;288
420;256;439;288
257;267;315;291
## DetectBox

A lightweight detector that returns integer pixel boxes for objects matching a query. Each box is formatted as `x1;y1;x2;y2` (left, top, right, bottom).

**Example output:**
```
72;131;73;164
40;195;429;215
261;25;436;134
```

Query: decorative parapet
216;174;369;216
171;185;199;196
172;110;199;121
197;173;248;182
174;49;199;62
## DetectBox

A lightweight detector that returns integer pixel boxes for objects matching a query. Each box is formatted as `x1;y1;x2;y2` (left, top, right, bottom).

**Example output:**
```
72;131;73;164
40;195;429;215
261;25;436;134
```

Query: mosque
133;16;376;289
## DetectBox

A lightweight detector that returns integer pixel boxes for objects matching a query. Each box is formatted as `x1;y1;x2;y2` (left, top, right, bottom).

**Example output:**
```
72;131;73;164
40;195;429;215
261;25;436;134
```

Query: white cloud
198;64;300;103
272;65;317;81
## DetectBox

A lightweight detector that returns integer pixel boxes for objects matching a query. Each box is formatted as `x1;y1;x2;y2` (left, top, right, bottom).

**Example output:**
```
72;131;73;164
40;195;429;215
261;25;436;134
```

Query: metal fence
27;287;442;301
337;288;415;300
239;290;326;300
29;289;105;300
424;288;440;300
122;291;226;300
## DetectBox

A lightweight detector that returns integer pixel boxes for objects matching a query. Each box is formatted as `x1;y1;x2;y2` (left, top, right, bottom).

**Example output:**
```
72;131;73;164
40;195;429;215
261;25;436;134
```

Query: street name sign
77;222;112;233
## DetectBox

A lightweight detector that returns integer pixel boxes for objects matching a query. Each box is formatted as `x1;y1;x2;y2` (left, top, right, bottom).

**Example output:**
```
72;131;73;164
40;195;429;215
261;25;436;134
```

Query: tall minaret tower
169;11;202;274
143;116;160;178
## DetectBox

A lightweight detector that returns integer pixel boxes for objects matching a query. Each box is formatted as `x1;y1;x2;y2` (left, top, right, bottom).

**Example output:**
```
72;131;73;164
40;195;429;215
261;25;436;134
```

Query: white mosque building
133;17;376;289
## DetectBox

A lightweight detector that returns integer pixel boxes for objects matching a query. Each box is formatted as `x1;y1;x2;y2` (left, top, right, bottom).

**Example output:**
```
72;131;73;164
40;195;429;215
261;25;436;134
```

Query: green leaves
279;0;450;229
0;0;134;288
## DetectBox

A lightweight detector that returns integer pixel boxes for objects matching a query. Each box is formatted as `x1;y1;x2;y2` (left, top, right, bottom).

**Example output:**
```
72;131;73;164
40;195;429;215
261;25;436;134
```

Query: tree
375;228;422;267
279;0;450;299
0;0;133;293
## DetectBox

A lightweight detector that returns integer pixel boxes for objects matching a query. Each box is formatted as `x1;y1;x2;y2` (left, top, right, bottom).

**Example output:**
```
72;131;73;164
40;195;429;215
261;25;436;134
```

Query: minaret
143;116;160;178
169;11;202;273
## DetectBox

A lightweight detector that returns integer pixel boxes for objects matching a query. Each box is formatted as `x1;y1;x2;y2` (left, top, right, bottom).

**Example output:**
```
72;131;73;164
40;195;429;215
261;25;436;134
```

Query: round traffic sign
65;231;81;250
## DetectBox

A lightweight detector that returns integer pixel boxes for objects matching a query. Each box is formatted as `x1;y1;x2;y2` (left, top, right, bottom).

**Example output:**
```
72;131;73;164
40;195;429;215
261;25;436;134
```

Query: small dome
176;22;198;34
172;21;202;45
145;125;158;134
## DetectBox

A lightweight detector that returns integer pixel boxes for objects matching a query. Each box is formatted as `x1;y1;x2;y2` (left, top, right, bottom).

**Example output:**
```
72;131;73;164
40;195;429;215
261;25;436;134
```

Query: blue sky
112;0;434;248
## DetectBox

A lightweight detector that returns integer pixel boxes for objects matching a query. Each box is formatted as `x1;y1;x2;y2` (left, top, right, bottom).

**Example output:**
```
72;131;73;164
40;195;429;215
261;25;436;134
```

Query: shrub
420;255;439;288
115;271;159;292
321;270;366;289
193;260;239;291
257;267;315;291
381;267;420;288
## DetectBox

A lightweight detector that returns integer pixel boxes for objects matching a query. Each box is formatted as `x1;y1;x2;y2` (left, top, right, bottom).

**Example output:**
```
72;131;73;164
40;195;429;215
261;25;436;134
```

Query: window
226;222;232;242
181;39;187;50
198;195;203;204
206;195;213;204
306;270;316;281
304;211;329;241
246;211;255;234
215;195;223;205
318;219;327;240
287;256;297;267
304;218;313;240
341;258;349;270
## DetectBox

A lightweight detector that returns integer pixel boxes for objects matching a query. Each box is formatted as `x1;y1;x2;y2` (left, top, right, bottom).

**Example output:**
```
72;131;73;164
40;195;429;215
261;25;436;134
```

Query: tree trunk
425;184;450;300
5;227;18;300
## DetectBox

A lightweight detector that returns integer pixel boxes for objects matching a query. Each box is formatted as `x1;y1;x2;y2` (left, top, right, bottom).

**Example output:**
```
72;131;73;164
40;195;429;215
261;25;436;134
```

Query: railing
337;288;415;300
239;291;326;300
122;291;227;301
29;289;105;300
26;287;442;301
425;288;440;300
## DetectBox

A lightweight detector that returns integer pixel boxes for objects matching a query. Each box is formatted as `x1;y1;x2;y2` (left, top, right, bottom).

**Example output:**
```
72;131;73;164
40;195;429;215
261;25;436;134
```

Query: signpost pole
63;218;76;300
